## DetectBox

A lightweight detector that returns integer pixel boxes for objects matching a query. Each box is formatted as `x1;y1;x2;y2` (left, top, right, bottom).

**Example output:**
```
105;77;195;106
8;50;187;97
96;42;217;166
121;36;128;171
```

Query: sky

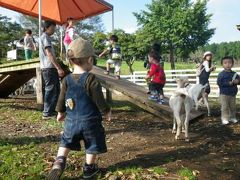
0;0;240;44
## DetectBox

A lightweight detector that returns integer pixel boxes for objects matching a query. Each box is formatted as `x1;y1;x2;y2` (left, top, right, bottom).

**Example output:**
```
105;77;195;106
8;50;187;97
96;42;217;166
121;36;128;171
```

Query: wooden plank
0;59;39;73
36;67;43;110
91;66;204;121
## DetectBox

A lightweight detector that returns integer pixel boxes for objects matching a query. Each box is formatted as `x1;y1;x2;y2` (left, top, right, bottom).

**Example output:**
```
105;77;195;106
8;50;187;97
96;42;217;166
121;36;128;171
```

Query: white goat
186;83;210;116
170;77;209;141
169;77;194;141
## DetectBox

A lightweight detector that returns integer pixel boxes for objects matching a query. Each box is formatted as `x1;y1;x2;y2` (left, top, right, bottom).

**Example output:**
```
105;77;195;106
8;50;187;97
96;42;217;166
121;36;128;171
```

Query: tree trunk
126;57;135;75
169;47;175;70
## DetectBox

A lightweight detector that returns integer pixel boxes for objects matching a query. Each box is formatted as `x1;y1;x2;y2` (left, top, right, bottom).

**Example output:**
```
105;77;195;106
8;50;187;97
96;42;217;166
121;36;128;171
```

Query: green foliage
92;32;107;53
201;41;240;63
178;167;196;180
134;0;215;69
150;166;167;175
0;14;24;60
0;142;47;179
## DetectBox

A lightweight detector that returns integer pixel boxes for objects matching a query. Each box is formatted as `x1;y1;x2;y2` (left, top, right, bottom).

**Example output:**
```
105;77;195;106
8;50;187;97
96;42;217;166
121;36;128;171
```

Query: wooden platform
0;59;40;98
0;60;204;120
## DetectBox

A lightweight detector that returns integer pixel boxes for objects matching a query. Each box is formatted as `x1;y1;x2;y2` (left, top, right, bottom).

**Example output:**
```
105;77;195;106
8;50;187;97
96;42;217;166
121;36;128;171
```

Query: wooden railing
121;68;240;98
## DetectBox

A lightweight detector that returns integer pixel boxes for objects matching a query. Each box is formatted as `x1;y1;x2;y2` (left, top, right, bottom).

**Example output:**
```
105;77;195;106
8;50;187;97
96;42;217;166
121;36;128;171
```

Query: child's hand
105;111;111;121
233;79;240;85
57;112;65;122
229;81;233;86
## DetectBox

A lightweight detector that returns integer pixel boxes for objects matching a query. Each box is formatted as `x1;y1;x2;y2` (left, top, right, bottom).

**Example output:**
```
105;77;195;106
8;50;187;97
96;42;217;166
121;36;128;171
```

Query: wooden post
36;67;43;110
106;89;112;104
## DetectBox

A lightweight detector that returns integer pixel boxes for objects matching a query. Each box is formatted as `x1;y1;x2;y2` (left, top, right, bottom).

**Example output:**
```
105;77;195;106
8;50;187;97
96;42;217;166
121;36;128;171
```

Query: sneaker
222;119;229;125
115;75;120;80
42;115;56;120
148;95;158;101
83;163;99;179
229;118;238;123
157;100;163;104
47;158;66;180
104;71;109;75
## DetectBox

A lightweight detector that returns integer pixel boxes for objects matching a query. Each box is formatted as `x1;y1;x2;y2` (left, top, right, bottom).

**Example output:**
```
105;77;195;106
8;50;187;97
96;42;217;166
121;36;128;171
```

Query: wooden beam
0;59;39;74
36;67;43;110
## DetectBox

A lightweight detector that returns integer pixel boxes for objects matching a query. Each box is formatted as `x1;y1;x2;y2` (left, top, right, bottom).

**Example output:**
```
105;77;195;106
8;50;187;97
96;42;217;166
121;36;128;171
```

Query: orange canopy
0;0;113;24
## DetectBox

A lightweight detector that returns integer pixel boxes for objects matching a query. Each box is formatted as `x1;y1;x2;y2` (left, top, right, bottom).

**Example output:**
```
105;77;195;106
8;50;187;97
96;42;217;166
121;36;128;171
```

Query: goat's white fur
169;77;209;141
186;83;210;116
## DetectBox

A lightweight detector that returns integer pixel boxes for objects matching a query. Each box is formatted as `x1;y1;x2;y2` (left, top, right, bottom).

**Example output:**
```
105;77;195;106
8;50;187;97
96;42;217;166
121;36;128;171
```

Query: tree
134;0;215;69
92;32;107;53
75;16;105;40
0;14;24;60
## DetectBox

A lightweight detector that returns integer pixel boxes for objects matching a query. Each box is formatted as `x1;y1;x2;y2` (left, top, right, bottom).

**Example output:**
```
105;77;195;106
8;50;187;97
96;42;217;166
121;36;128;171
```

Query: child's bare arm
99;49;108;57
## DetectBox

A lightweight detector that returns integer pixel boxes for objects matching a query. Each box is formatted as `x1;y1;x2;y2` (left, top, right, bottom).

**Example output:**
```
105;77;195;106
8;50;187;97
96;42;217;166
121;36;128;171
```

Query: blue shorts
60;117;107;154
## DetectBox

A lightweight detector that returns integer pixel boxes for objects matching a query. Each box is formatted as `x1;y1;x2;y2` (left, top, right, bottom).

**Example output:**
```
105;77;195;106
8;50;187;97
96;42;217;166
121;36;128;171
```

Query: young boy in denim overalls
48;38;111;180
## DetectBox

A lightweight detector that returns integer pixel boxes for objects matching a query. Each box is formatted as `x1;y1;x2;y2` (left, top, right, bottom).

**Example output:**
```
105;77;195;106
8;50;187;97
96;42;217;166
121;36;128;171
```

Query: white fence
121;68;240;98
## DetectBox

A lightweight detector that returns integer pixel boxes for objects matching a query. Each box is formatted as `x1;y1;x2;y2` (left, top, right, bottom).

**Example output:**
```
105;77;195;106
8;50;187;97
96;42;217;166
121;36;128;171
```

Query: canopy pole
60;26;63;59
38;0;42;55
112;7;114;33
37;0;43;108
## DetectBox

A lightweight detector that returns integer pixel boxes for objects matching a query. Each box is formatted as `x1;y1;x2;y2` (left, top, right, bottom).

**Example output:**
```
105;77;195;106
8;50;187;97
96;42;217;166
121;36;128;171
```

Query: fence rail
121;68;240;98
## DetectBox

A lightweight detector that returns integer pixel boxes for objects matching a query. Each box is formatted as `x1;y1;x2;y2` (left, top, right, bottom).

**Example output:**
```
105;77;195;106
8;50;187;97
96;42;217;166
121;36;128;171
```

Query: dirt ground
0;97;240;180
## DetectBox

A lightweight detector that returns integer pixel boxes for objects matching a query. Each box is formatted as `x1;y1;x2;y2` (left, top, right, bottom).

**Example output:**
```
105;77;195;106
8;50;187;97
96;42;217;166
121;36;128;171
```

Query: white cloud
123;27;137;34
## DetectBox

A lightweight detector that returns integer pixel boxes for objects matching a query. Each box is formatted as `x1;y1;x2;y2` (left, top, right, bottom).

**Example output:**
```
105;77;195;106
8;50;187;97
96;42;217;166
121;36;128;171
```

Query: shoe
147;91;151;94
157;100;163;104
115;75;120;80
47;158;66;180
42;115;56;120
229;118;238;123
148;95;158;101
157;99;165;105
104;71;109;75
222;119;229;125
83;163;99;179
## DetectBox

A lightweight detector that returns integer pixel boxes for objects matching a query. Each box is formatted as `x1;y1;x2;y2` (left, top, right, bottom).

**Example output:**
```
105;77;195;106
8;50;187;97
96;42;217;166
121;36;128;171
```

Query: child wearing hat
198;51;216;102
48;38;111;180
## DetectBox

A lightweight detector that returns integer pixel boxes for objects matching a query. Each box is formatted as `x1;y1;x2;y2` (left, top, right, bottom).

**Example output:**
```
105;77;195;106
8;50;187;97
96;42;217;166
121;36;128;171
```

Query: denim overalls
60;72;107;154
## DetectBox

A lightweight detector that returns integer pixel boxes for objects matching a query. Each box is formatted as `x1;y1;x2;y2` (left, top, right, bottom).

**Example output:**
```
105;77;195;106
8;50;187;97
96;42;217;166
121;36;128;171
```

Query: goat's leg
184;113;190;142
202;92;211;116
195;96;199;110
175;113;182;140
172;117;177;133
181;114;185;132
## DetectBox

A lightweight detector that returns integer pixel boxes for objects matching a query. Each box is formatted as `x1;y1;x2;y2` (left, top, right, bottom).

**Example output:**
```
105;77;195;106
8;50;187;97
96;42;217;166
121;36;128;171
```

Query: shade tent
0;0;113;25
0;0;113;61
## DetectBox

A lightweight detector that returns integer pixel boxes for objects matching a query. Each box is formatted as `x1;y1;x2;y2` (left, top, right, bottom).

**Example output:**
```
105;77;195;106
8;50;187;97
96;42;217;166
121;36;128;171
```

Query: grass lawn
96;58;195;75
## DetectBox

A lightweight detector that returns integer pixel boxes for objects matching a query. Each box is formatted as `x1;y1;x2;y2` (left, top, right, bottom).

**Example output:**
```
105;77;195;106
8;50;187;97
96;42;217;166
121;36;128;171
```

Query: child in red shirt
145;50;166;104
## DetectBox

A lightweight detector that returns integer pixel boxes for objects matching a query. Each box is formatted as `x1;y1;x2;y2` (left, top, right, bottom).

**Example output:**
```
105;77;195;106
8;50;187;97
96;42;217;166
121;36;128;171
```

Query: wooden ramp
92;66;204;121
